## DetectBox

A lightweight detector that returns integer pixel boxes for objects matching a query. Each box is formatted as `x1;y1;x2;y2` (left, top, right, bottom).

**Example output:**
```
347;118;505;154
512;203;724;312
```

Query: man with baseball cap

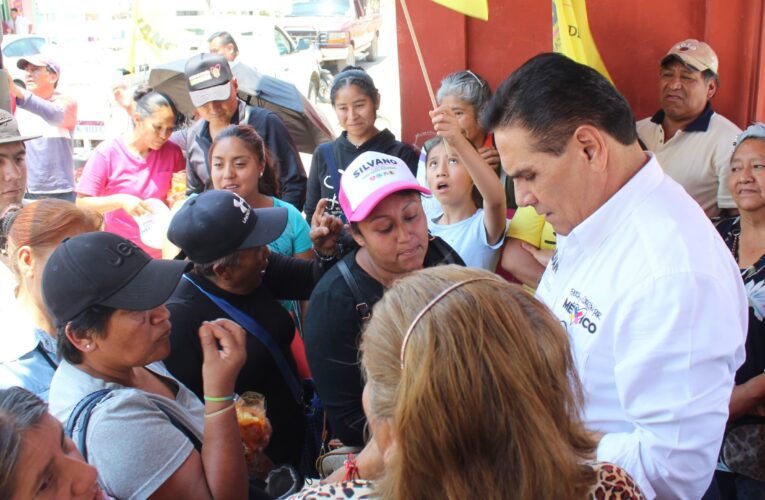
7;53;77;202
171;53;307;211
163;189;333;467
637;39;741;218
0;109;37;214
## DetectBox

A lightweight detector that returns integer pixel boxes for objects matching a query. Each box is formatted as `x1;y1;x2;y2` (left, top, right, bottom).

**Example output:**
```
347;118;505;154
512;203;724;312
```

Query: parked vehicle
282;0;382;72
203;18;330;103
264;24;331;103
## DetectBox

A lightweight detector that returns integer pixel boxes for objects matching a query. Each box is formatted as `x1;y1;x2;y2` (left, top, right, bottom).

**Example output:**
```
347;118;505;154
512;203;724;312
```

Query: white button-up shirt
536;154;747;499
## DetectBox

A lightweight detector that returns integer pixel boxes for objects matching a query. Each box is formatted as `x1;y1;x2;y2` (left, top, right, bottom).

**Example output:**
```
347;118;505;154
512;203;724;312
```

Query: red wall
396;0;765;144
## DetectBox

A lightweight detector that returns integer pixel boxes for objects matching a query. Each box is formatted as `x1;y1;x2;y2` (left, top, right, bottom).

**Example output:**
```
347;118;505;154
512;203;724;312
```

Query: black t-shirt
303;238;464;446
164;253;321;466
304;129;419;221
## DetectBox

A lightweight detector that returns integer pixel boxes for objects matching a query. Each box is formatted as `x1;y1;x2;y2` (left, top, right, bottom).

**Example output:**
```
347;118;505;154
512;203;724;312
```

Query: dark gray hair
132;85;179;122
208;31;239;56
0;387;48;499
57;305;116;365
482;53;637;156
192;250;243;277
436;70;491;115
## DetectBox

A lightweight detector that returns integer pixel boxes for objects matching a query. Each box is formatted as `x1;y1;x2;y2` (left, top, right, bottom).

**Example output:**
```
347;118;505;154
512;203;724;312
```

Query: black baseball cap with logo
42;232;190;327
184;53;234;108
167;190;288;265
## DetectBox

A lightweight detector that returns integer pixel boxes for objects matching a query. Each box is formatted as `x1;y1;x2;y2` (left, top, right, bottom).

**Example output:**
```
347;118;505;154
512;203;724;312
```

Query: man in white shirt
636;39;741;218
8;8;30;34
484;52;747;499
207;31;240;66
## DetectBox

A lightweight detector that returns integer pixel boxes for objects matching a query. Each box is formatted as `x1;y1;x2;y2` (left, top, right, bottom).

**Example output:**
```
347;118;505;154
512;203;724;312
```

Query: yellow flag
129;0;196;72
552;0;611;81
432;0;489;21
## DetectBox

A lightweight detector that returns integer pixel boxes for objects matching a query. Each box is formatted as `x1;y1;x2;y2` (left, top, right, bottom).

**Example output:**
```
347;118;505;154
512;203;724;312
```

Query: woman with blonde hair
294;265;644;499
0;199;100;399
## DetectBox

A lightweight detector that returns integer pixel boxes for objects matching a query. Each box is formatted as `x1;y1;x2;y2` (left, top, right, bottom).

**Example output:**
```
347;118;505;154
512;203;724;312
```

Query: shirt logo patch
562;288;601;334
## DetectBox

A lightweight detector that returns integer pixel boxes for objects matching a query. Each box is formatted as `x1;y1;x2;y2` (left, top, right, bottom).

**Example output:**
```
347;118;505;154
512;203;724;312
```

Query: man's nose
514;183;537;207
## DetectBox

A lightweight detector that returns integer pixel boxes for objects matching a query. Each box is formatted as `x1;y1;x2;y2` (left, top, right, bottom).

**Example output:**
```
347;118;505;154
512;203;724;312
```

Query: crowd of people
0;31;761;500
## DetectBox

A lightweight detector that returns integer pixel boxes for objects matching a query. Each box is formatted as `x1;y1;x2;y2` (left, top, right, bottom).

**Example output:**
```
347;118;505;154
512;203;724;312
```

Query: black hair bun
132;84;155;103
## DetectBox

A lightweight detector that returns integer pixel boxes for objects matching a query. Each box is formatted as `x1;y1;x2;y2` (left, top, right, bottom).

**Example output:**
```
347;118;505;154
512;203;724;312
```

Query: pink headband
399;277;497;369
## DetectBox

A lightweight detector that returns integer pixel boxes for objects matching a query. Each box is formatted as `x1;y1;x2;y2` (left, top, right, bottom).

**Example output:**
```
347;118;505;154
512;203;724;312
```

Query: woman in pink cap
302;151;463;472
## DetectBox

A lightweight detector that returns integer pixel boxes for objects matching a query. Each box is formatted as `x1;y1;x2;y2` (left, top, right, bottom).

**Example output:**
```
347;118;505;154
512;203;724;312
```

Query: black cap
185;53;233;107
42;232;190;326
167;190;288;265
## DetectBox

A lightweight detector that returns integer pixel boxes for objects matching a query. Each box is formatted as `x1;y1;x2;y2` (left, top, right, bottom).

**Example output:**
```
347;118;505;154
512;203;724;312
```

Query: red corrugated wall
397;0;765;144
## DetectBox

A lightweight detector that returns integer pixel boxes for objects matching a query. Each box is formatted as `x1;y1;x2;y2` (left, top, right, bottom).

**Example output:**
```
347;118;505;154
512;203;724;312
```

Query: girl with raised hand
424;107;507;270
304;66;418;222
417;70;513;219
76;86;184;258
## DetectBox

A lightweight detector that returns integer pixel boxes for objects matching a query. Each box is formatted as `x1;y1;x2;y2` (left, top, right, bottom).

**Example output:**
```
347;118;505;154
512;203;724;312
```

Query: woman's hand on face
121;195;151;217
310;198;345;257
478;146;501;169
199;318;247;395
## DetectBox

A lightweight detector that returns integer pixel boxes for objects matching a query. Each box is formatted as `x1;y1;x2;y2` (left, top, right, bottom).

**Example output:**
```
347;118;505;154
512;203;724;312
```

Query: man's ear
213;261;233;281
572;125;608;172
706;77;718;100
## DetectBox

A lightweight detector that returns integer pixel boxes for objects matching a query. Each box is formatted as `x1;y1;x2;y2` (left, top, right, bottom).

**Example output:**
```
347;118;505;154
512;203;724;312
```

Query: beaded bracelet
204;394;236;402
204;403;235;419
313;247;338;262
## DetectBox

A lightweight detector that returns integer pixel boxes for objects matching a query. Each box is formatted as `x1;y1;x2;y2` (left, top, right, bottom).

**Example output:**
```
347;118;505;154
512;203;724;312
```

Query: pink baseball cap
339;151;430;222
17;54;60;76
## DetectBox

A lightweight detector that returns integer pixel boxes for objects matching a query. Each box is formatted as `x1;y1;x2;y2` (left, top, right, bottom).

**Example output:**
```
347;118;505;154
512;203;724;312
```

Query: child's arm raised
431;105;507;244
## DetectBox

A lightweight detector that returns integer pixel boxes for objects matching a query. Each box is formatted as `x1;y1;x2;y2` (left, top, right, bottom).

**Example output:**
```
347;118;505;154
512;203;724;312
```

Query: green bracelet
204;394;236;402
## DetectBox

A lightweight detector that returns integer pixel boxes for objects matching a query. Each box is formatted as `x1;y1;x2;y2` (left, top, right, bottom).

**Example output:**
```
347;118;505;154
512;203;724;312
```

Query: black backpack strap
65;389;202;462
337;259;371;321
428;236;465;266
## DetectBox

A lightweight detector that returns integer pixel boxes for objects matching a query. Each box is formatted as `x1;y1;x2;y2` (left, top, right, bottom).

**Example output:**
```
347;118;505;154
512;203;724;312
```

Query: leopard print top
289;462;646;499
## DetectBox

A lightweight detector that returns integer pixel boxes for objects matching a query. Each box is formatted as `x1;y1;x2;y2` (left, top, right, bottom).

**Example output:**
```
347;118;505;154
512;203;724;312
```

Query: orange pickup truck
282;0;382;73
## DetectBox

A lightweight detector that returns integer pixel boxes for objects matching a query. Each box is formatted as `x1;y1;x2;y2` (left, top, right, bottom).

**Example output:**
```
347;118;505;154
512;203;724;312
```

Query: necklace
732;231;740;263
